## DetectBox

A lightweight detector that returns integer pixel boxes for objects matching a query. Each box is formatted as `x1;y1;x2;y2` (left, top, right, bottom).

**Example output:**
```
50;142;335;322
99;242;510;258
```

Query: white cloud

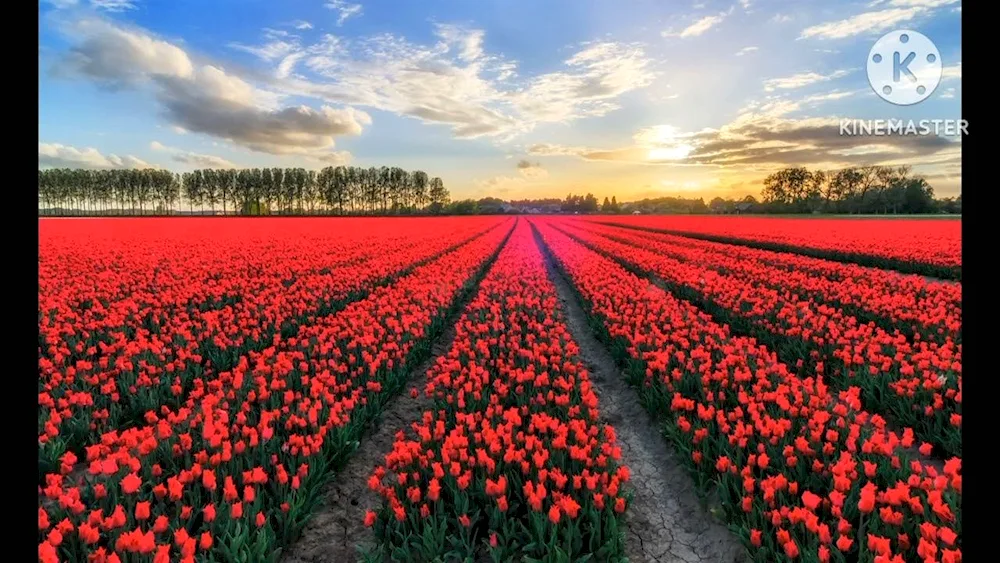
43;0;79;8
941;62;961;81
743;99;804;117
802;90;856;103
43;0;140;9
230;39;300;62
90;0;138;11
39;142;152;169
230;29;314;81
57;18;195;85
325;0;363;26
53;16;656;147
799;2;956;40
529;125;697;165
763;69;850;91
281;30;654;138
55;18;370;159
435;23;485;62
171;152;239;168
276;52;306;79
150;140;241;168
735;46;758;56
663;14;726;38
876;0;959;7
293;20;313;30
510;42;656;123
528;113;958;172
800;9;916;40
772;14;793;23
263;28;291;40
304;151;353;165
527;143;591;157
735;89;856;121
293;28;518;137
156;83;370;154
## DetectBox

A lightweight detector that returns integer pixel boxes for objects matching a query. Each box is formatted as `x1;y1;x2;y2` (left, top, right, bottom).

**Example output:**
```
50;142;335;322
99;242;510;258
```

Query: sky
38;0;963;202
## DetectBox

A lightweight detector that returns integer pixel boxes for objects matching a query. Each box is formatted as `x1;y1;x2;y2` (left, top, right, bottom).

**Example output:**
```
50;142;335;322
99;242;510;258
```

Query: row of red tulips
533;218;961;563
556;221;961;458
365;221;630;562
594;216;961;279
38;219;515;563
39;218;505;473
581;222;960;345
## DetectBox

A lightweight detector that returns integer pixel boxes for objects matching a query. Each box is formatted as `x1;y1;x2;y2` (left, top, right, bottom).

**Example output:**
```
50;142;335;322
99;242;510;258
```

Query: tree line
38;167;450;216
507;194;702;215
709;165;960;215
38;165;960;216
443;193;615;215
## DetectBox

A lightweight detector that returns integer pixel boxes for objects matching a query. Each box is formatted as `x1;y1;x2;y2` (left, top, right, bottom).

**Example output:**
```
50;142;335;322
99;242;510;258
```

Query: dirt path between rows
532;226;746;563
280;294;479;563
595;222;962;285
566;226;955;470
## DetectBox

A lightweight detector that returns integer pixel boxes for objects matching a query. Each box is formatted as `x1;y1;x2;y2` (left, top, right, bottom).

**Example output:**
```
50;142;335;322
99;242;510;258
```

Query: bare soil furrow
280;225;518;563
532;225;746;563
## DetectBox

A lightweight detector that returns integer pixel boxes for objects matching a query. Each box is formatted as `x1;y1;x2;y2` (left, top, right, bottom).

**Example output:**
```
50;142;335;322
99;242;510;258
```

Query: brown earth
283;228;748;563
533;225;747;563
279;307;463;563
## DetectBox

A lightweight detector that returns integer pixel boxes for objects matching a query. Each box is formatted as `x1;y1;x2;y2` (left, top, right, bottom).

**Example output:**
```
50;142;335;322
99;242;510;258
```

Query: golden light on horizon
647;144;695;161
636;124;696;162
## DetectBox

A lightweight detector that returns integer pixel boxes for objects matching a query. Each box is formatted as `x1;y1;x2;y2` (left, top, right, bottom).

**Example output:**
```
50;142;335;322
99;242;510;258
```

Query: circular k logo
867;30;942;105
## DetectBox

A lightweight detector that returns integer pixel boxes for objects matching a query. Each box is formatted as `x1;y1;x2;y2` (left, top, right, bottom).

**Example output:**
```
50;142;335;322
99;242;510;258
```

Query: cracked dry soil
534;228;746;563
279;324;452;563
283;229;746;563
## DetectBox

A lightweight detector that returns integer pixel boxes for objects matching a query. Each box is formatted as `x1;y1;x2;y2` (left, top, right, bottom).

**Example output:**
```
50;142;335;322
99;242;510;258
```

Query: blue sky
38;0;963;200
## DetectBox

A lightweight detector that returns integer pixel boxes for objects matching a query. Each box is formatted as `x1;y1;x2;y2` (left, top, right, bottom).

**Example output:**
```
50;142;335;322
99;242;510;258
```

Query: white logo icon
867;30;942;105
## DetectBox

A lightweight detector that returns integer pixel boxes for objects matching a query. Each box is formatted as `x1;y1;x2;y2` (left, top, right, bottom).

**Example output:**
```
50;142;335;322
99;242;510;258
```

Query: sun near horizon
40;0;961;204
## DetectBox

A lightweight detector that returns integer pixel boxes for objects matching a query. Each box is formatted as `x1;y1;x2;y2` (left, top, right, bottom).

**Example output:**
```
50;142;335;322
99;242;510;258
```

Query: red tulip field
38;216;961;563
604;216;961;280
